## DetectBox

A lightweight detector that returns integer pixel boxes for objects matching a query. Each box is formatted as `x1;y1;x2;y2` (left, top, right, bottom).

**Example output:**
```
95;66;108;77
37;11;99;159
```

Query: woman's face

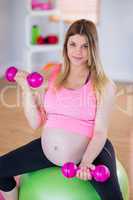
67;34;89;67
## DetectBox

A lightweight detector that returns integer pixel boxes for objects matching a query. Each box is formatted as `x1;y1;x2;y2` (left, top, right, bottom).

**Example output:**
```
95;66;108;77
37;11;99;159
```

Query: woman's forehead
68;34;88;43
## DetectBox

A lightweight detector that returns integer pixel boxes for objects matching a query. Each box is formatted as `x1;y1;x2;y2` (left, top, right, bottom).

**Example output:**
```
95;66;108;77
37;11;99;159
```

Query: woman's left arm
76;81;117;180
83;81;117;165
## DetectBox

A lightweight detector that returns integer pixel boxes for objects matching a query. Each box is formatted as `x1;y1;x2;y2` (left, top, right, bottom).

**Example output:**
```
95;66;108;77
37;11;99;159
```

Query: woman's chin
70;60;85;67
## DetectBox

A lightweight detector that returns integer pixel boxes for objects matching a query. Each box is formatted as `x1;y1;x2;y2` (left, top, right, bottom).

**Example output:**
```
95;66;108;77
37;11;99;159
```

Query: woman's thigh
0;138;56;177
90;139;123;200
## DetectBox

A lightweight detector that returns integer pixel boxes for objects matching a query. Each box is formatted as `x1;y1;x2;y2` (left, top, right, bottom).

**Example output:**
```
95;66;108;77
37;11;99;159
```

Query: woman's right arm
21;90;42;130
15;70;43;130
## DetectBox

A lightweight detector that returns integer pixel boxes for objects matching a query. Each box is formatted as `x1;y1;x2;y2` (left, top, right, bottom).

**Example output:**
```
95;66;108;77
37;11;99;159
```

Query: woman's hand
14;70;31;92
76;158;95;181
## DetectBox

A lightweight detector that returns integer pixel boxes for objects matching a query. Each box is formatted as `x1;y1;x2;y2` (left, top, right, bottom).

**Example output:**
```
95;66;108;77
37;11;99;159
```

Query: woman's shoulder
96;79;117;114
105;78;117;96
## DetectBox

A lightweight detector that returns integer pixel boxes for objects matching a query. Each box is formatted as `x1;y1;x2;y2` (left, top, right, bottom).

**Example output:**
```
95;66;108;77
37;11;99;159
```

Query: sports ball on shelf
36;35;45;45
44;35;58;44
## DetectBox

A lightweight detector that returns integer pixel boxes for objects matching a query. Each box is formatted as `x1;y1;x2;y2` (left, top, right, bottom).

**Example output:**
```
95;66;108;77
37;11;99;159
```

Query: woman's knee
0;177;16;192
92;139;117;172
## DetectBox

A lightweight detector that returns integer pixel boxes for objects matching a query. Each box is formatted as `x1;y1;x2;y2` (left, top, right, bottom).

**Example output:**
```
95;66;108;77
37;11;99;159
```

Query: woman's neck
64;65;90;88
68;64;89;79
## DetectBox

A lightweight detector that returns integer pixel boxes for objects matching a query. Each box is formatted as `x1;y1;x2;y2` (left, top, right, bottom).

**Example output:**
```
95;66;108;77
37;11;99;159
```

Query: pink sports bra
43;65;97;138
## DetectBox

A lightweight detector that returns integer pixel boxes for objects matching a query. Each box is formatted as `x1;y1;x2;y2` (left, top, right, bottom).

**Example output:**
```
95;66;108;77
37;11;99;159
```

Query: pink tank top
43;65;97;138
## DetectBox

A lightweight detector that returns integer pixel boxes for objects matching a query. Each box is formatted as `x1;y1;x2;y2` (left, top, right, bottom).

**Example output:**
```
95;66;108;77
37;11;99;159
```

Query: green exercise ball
19;161;129;200
116;160;129;200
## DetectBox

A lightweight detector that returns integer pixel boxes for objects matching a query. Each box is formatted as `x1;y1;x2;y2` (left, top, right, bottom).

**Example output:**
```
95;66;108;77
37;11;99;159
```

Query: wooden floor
0;78;133;199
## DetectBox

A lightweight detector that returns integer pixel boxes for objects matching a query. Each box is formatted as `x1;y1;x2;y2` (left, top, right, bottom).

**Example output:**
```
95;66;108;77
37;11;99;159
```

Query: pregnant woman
0;19;123;200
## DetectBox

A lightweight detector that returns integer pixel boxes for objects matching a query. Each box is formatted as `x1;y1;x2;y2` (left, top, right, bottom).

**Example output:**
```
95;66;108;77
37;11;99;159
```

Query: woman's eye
83;45;88;48
69;43;75;46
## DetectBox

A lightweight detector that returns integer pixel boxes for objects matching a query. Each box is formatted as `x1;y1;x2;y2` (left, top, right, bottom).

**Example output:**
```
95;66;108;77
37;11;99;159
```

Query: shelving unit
25;0;64;72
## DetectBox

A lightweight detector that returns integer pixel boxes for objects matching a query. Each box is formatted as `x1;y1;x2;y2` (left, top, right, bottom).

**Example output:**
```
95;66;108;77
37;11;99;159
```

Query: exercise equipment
19;160;129;200
5;66;44;88
61;162;110;182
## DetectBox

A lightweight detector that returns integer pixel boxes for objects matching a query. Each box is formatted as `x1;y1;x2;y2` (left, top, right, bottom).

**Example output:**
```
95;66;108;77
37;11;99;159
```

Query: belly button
54;146;58;151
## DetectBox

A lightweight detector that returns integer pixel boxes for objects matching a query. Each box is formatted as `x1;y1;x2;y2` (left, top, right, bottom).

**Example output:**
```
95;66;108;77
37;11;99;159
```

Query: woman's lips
72;56;83;60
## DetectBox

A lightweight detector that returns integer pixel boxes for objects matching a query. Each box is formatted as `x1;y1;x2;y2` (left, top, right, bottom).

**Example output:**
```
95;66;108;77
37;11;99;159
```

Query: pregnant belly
41;127;90;166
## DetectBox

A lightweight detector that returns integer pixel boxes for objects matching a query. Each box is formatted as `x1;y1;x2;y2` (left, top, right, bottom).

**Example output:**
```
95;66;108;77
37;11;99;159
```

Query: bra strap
85;70;91;84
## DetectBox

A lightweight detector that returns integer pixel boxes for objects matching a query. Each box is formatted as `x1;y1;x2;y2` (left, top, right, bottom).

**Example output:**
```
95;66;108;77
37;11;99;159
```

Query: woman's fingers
88;164;95;170
87;168;92;180
76;167;92;180
14;71;31;91
15;70;28;80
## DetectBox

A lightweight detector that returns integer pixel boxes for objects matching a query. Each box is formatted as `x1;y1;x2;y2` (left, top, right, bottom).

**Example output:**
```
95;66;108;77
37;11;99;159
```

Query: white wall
10;0;27;67
0;0;12;75
99;0;133;82
0;0;133;82
0;0;27;75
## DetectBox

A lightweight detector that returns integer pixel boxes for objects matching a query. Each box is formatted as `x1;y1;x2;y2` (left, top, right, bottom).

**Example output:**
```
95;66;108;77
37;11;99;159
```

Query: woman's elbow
94;122;108;133
28;116;41;130
29;121;40;130
30;125;38;131
94;127;108;139
31;117;46;130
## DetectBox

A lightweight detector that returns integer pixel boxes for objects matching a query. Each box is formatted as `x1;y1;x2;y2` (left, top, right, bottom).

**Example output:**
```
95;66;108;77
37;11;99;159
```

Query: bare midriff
41;127;91;166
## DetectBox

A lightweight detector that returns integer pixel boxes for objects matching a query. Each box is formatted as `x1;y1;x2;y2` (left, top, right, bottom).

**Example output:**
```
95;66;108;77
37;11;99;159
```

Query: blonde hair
38;19;113;101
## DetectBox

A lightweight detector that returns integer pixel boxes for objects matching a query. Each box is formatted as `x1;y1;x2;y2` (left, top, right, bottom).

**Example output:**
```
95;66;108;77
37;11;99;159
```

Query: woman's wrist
21;88;32;95
81;154;93;166
21;89;33;100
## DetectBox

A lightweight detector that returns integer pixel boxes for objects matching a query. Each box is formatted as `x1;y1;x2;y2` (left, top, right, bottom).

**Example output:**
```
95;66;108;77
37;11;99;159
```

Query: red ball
47;35;58;44
36;36;45;45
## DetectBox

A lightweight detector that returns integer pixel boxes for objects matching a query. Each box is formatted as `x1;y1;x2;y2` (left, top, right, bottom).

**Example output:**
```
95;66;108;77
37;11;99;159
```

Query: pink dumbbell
61;162;110;182
5;66;44;88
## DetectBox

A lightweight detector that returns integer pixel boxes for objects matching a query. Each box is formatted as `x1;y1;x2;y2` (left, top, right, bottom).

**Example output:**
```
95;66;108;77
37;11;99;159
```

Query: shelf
26;0;63;69
28;44;62;53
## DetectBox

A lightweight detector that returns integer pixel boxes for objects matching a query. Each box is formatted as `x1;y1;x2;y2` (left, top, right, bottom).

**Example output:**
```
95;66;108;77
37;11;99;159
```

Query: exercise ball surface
116;160;129;200
19;161;129;200
19;167;101;200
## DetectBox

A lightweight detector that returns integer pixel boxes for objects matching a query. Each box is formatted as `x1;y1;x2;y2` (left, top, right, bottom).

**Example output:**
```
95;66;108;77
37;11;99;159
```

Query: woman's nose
75;47;82;55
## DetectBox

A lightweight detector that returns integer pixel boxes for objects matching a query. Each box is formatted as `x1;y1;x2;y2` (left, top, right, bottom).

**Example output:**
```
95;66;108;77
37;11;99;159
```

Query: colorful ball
116;160;129;200
19;167;101;200
47;35;58;44
36;36;45;45
19;161;129;200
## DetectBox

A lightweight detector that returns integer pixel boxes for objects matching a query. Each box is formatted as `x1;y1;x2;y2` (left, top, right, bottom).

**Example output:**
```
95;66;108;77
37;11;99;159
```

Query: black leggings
0;138;123;200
